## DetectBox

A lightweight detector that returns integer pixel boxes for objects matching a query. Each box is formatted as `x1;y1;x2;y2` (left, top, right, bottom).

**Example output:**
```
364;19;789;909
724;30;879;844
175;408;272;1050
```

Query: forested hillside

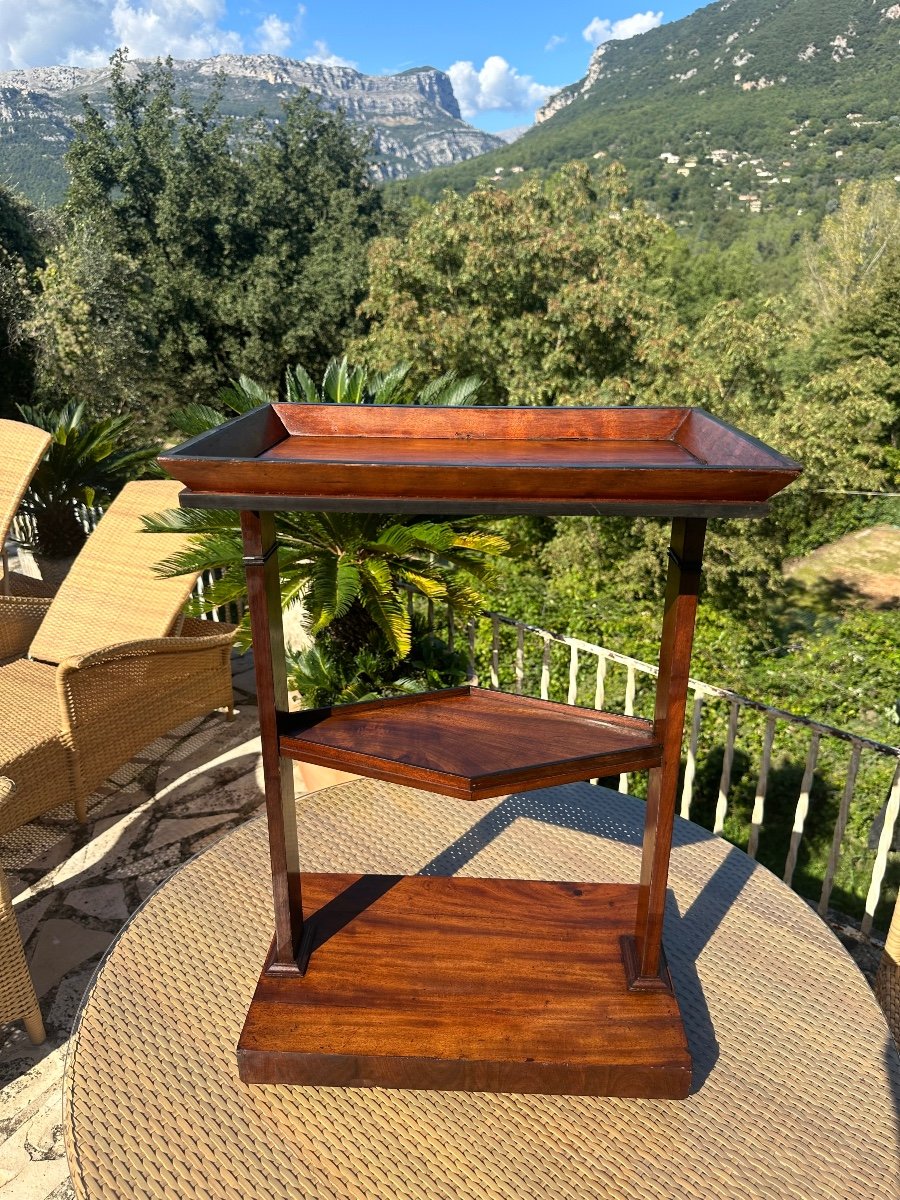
0;54;502;204
0;56;896;916
408;0;900;241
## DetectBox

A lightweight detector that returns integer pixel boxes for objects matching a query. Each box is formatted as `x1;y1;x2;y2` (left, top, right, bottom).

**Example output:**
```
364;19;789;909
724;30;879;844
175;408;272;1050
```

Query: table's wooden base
237;874;692;1098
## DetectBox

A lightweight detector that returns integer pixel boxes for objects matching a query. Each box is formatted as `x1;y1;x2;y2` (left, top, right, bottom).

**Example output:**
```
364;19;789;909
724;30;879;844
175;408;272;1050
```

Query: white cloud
105;0;243;59
304;39;356;68
545;34;566;51
255;13;295;56
0;0;246;69
448;56;558;118
582;10;664;48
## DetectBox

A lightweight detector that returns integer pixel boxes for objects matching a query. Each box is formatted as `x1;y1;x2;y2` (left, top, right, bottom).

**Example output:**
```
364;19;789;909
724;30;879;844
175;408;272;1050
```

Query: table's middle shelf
277;685;661;801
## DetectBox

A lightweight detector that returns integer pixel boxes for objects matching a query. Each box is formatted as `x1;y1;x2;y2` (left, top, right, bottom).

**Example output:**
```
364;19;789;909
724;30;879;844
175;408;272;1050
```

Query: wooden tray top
159;404;801;516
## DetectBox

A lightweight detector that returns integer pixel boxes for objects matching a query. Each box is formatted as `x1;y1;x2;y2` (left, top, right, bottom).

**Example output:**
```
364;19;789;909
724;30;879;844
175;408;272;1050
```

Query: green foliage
25;220;151;427
16;400;160;557
826;250;900;475
358;163;684;406
287;618;468;708
0;185;46;418
58;51;382;423
213;356;483;411
147;499;506;657
802;179;900;324
358;166;897;628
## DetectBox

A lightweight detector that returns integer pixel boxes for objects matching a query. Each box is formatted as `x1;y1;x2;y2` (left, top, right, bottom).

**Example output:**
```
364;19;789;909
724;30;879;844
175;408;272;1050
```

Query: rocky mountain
0;55;504;203
409;0;900;236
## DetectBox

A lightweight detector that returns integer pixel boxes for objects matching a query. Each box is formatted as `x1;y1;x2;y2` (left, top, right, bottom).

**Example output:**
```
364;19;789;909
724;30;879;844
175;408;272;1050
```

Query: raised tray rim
161;403;801;470
157;403;802;515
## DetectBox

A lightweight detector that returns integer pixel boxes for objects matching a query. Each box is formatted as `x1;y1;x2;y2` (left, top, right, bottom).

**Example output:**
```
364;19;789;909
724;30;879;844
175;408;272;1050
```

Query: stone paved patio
0;651;267;1199
0;647;889;1198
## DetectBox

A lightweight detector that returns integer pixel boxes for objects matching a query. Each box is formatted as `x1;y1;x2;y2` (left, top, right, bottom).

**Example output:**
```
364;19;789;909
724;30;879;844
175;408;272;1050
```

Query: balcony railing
413;596;900;941
11;503;898;941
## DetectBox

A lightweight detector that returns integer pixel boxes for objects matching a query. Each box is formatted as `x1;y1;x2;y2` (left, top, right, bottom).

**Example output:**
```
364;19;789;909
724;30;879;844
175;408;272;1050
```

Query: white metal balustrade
11;504;899;940
432;602;900;941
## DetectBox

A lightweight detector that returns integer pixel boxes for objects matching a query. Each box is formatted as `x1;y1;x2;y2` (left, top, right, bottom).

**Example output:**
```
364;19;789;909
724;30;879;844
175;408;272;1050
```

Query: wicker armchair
0;420;55;657
0;480;236;833
0;778;45;1043
876;897;900;1050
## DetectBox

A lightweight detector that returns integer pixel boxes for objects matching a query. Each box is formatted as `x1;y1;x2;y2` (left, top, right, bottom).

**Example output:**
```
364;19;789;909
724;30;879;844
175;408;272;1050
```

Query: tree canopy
357;163;683;407
354;164;897;625
0;184;44;418
39;51;383;426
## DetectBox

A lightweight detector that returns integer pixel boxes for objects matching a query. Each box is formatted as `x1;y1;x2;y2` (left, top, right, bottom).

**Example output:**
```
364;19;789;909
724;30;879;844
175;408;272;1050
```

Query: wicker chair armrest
179;616;240;641
57;624;238;672
55;624;237;736
0;594;52;662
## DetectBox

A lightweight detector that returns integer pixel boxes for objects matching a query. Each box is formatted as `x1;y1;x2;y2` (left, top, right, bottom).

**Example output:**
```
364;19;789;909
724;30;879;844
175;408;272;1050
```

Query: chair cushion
29;480;197;666
0;419;51;547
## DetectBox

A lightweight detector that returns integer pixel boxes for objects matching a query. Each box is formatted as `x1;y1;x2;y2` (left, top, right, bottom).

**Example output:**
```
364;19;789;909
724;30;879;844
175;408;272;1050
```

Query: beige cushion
0;419;51;544
29;480;197;666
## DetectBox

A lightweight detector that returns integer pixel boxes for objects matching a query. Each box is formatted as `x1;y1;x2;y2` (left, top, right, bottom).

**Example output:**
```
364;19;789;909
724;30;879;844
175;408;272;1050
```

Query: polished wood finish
163;404;801;1098
634;519;707;984
677;408;793;468
159;404;801;511
178;491;771;518
261;434;695;465
279;687;661;801
239;511;303;968
275;403;688;439
238;873;692;1097
620;934;676;993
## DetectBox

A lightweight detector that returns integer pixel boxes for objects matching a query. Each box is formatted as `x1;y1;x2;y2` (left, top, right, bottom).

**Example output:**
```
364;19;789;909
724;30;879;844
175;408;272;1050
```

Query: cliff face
187;56;464;121
0;55;503;202
535;46;607;124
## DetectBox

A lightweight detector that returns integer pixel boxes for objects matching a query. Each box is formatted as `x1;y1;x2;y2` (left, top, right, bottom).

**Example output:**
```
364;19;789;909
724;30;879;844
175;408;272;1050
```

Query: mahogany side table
160;403;800;1097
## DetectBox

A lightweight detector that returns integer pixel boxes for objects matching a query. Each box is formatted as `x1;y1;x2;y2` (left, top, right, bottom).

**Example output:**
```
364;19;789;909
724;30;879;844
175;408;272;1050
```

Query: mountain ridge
0;54;504;203
407;0;900;236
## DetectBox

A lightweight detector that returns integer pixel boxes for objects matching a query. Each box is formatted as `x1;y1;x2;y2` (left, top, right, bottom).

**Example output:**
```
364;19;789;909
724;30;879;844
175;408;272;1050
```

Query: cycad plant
286;618;469;709
16;401;159;558
285;357;483;408
146;360;508;704
172;356;484;438
148;505;505;659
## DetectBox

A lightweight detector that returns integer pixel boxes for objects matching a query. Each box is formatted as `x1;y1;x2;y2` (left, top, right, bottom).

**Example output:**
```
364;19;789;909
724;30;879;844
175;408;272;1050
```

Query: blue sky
0;1;702;130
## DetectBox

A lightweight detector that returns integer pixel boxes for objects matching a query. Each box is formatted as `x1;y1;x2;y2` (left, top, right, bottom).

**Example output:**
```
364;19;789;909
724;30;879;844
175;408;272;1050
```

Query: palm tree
146;359;508;699
146;504;506;658
16;401;159;559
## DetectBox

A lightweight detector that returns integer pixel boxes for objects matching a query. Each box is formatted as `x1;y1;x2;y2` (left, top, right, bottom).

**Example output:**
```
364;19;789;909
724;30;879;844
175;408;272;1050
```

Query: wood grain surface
259;435;697;467
636;519;707;982
238;873;692;1097
240;510;304;967
159;404;801;509
278;687;662;800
